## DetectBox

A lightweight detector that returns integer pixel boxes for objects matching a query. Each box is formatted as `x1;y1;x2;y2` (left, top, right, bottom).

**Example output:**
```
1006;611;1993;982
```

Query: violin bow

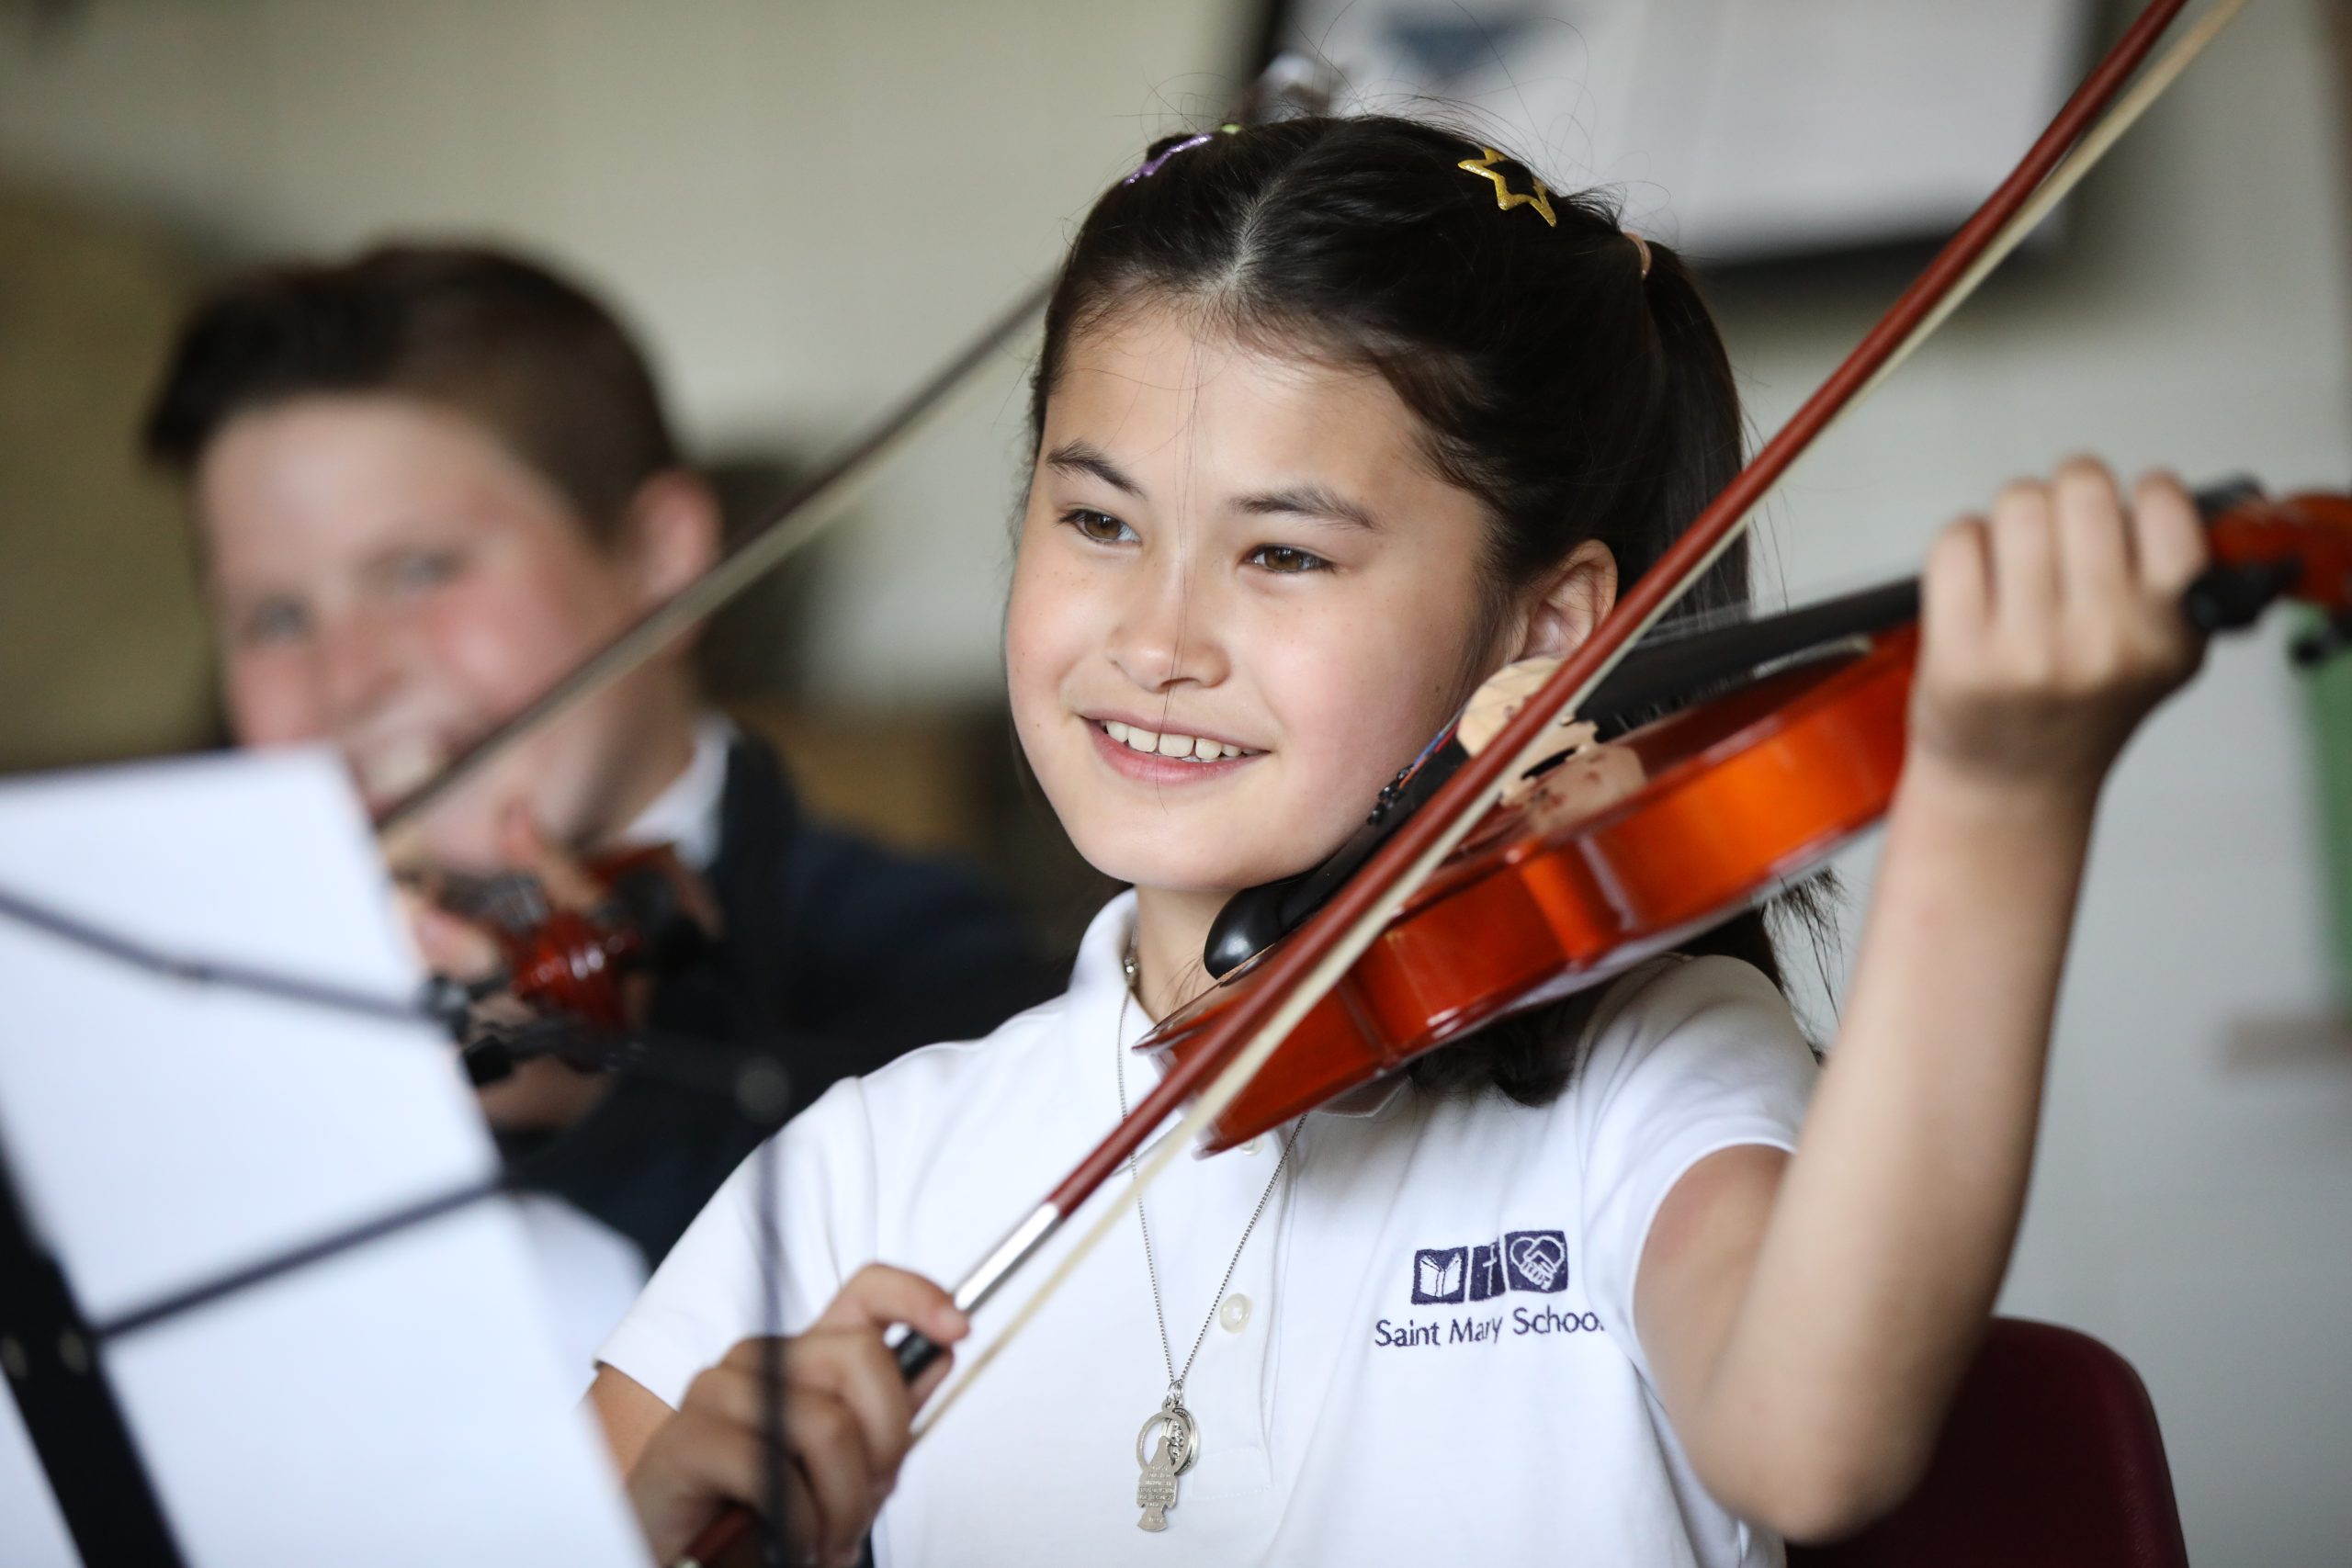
906;0;2248;1439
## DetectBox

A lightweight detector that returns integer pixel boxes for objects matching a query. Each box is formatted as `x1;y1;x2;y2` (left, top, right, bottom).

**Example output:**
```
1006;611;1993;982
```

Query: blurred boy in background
141;246;1057;1314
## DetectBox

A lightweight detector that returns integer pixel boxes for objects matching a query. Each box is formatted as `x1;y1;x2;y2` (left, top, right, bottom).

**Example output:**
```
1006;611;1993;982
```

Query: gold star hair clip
1457;146;1556;227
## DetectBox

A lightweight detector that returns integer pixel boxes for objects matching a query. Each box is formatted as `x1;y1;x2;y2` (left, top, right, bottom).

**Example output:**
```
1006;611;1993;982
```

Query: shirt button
1241;1137;1262;1155
1218;1293;1251;1333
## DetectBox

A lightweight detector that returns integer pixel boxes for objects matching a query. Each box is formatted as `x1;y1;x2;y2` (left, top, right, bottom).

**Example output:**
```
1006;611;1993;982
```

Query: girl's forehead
1047;305;1437;487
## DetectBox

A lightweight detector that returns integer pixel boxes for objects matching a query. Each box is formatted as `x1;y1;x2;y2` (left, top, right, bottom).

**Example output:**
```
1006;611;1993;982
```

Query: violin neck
1588;477;2264;733
1585;580;1919;735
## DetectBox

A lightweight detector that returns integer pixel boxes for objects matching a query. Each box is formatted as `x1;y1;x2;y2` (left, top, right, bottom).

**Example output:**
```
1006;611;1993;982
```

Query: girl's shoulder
1397;954;1812;1156
1559;951;1817;1143
1587;952;1799;1048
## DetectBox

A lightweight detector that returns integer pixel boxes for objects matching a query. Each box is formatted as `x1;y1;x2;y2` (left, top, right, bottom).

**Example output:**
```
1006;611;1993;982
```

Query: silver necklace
1117;944;1295;1533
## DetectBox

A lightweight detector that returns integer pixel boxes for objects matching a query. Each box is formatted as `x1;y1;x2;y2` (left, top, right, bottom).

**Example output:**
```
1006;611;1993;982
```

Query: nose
313;605;402;727
1107;545;1229;695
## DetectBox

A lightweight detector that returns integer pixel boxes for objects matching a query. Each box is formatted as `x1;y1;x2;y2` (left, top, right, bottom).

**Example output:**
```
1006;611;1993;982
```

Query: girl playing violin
590;117;2208;1566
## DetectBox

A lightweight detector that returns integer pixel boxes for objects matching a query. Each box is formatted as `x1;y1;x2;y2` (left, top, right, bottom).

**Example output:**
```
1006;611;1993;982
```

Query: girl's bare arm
1634;461;2207;1540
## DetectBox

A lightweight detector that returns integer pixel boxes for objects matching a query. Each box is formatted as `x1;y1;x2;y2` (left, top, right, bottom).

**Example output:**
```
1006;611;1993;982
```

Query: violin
421;843;705;1070
1147;482;2352;1155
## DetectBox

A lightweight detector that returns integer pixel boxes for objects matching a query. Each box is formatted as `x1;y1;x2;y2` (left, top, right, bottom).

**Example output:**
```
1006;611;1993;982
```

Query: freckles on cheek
1006;559;1089;704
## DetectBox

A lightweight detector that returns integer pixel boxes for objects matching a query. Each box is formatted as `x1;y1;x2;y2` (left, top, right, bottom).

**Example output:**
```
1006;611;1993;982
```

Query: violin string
910;0;2236;1448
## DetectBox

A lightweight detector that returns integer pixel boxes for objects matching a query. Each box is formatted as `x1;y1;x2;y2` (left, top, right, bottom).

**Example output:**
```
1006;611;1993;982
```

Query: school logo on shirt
1410;1229;1567;1302
1381;1225;1595;1351
1412;1247;1466;1303
1506;1230;1567;1292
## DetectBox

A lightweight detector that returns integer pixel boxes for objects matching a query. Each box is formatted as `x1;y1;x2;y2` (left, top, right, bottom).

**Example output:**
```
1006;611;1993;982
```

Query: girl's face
1007;305;1504;897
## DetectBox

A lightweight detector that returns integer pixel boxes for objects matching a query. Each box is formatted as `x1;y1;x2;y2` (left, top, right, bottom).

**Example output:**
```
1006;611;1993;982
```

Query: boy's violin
421;843;707;1077
1151;481;2352;1153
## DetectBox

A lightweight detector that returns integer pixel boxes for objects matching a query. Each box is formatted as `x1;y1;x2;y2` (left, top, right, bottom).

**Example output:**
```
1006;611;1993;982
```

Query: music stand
0;750;649;1567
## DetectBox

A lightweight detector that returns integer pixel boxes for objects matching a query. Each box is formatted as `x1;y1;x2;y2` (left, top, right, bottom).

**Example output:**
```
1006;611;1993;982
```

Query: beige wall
6;2;2352;1560
0;183;209;769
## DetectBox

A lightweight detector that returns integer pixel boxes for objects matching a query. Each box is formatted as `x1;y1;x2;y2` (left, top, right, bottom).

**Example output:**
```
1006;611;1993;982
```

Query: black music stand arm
0;1131;188;1568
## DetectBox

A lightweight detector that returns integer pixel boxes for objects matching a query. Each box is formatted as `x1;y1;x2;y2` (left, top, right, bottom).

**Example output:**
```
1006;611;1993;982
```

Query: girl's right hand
625;1265;967;1568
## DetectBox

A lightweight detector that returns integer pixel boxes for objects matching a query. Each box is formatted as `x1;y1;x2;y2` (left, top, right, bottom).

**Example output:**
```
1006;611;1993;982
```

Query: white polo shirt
601;894;1816;1566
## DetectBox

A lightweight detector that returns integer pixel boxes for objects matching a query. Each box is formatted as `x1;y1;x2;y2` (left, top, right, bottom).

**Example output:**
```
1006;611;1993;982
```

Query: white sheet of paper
1279;0;2086;261
0;749;644;1567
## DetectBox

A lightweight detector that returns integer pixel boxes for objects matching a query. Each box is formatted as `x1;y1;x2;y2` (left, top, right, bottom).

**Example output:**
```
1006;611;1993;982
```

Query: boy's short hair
142;243;680;543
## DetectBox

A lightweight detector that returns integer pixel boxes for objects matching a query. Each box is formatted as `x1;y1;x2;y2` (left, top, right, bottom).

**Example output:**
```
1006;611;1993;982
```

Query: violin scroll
2186;484;2352;656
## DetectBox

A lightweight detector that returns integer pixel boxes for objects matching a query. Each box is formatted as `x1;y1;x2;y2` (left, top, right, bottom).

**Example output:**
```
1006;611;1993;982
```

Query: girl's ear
1513;539;1618;661
619;469;722;608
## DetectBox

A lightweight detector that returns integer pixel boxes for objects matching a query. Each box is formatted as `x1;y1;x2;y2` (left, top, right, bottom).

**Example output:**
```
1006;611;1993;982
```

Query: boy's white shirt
601;893;1815;1567
607;710;736;871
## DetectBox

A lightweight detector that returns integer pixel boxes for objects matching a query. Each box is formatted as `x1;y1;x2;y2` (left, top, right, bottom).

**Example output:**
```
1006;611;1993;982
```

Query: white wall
6;2;2352;1560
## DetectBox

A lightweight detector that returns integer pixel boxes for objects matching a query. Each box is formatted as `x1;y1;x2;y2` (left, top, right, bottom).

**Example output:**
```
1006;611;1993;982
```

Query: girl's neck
1127;885;1232;1021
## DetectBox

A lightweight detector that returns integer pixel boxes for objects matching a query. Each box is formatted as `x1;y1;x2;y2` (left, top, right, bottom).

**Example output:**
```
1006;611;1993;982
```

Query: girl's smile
1083;712;1265;784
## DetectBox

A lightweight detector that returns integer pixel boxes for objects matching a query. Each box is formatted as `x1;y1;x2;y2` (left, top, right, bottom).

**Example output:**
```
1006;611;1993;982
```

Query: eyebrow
1233;483;1383;533
1046;441;1143;497
1047;440;1383;533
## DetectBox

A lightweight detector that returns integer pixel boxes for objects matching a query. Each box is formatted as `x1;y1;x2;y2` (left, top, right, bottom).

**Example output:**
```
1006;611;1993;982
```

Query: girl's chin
1069;834;1322;904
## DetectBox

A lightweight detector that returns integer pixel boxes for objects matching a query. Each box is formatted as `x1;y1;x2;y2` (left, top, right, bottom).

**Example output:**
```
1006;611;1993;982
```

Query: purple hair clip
1123;132;1215;186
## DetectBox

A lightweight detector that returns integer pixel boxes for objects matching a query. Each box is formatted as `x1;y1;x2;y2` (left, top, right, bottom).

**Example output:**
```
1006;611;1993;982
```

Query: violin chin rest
1204;873;1301;979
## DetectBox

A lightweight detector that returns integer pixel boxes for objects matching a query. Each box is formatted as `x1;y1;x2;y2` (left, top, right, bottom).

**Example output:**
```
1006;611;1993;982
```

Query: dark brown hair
1034;115;1827;1101
142;243;679;543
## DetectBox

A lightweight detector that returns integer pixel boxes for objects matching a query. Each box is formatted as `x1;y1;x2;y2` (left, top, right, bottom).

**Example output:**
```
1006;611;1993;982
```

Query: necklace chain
1117;945;1295;1402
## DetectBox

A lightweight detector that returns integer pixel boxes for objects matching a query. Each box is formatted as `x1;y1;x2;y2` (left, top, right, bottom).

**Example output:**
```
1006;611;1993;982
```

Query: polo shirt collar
609;712;734;871
1074;891;1411;1155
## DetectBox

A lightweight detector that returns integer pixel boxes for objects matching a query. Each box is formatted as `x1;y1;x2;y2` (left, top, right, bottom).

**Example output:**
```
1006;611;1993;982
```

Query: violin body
1147;627;1916;1152
435;842;695;1029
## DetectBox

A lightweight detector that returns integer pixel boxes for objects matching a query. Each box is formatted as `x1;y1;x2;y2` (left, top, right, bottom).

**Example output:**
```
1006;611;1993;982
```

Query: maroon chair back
1789;1317;2189;1568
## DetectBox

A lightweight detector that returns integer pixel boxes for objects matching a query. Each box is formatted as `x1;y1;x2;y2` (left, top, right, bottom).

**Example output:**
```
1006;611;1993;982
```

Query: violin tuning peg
2190;475;2266;521
2184;558;2302;633
2290;611;2352;669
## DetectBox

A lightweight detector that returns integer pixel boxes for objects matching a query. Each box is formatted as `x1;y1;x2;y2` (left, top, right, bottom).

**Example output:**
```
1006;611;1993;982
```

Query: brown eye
1247;544;1329;575
1063;508;1136;545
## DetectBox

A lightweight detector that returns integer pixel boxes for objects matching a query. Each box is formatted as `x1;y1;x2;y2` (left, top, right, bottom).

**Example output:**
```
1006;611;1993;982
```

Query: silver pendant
1135;1399;1200;1531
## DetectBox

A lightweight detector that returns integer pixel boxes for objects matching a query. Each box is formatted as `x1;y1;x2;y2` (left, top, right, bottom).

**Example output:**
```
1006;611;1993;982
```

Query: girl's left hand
1909;458;2209;810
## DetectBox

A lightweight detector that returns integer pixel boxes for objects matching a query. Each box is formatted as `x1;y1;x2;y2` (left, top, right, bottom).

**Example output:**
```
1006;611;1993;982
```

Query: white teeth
1101;720;1252;762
